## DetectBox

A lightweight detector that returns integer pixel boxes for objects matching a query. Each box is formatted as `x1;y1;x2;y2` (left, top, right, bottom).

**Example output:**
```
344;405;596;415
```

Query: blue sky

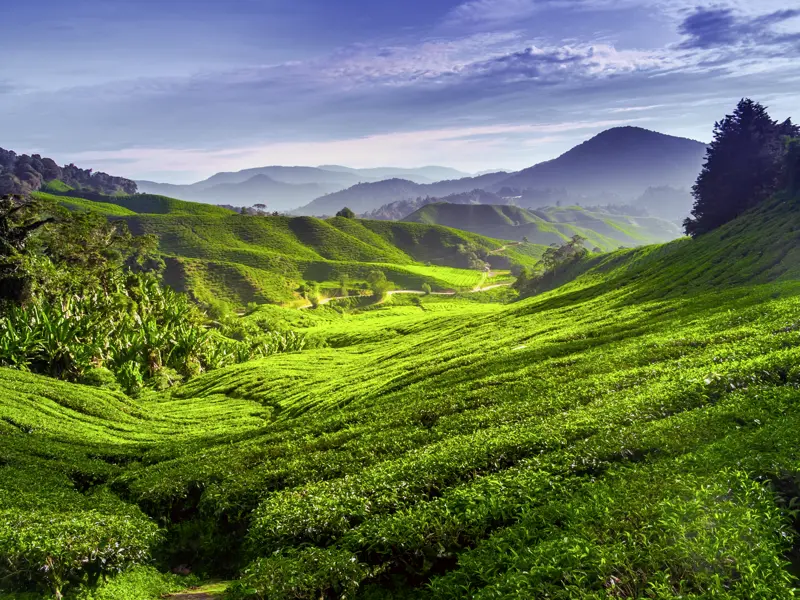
2;0;799;182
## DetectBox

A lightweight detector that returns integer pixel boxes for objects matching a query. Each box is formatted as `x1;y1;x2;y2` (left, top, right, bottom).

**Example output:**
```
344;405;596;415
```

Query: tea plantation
2;190;800;598
32;190;539;308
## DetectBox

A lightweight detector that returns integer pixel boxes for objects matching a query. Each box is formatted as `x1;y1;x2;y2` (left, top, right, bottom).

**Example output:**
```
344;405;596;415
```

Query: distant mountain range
294;127;705;218
402;203;683;249
135;127;706;219
361;189;510;221
136;165;473;212
292;172;511;216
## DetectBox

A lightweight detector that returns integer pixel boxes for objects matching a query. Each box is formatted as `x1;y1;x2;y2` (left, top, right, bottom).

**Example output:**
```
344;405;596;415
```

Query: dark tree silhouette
336;207;356;219
684;99;799;237
787;139;800;194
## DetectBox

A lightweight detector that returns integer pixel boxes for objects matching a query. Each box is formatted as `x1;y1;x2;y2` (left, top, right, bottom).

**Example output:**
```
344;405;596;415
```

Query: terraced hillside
5;191;800;598
34;191;537;307
404;202;682;249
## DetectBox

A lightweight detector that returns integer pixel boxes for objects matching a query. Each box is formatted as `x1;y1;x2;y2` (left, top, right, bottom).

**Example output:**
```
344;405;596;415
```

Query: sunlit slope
9;191;800;597
404;202;682;249
41;191;540;305
536;191;800;301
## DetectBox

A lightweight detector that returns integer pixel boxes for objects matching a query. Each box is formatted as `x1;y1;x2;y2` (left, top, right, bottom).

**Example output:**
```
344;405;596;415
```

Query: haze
2;0;799;182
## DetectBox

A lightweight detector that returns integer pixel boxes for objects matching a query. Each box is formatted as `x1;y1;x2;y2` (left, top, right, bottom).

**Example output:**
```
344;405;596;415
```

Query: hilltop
403;202;682;249
497;126;706;200
293;172;510;215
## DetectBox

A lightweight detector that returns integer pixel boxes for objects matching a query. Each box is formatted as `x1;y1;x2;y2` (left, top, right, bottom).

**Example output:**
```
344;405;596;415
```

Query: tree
0;194;55;256
521;236;529;243
367;270;392;301
511;267;530;292
421;283;432;295
684;99;800;237
336;207;356;219
787;138;800;194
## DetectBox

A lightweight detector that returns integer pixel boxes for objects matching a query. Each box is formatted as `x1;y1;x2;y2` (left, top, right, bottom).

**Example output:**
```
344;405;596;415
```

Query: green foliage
367;270;392;301
421;282;432;295
335;207;356;219
514;235;587;297
72;566;189;600
231;548;368;600
4;188;800;599
0;469;160;599
787;138;800;194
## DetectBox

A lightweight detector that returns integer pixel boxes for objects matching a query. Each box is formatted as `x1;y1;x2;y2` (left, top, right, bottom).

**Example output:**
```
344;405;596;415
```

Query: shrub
234;548;369;600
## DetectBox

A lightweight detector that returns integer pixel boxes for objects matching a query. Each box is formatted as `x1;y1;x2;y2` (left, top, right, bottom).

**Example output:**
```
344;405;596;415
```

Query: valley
2;99;800;600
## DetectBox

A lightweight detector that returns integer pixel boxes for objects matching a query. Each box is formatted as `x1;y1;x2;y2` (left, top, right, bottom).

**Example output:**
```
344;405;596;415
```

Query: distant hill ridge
136;165;475;211
294;127;706;216
403;202;682;249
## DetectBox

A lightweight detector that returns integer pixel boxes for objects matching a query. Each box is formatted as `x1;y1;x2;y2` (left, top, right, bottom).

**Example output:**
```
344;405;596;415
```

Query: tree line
684;99;799;236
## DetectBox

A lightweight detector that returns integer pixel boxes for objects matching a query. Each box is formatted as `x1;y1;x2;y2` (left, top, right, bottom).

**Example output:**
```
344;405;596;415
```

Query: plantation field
403;203;683;250
37;190;539;307
4;193;800;598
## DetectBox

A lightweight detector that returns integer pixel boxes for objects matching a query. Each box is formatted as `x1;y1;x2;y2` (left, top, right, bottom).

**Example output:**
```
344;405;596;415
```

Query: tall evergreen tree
684;99;799;237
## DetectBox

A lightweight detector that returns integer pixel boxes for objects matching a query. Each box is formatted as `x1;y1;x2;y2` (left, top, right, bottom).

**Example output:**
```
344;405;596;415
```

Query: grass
404;203;682;250
4;192;800;597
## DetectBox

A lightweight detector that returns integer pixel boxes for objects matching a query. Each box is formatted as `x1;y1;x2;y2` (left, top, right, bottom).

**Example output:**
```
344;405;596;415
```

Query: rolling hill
403;202;683;249
5;188;800;599
35;189;540;308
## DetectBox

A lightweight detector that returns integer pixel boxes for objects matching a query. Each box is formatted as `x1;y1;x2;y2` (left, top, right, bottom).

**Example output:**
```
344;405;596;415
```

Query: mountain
403;202;682;249
136;167;368;211
495;127;706;202
317;165;472;183
362;189;508;221
294;172;511;215
136;165;474;211
297;127;706;216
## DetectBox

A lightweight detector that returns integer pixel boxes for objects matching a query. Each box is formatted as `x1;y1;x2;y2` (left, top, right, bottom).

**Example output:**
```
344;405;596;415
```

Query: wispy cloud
678;7;800;50
70;119;645;179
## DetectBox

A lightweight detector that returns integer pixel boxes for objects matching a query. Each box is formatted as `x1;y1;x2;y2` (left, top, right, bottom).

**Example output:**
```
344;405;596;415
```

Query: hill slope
40;190;539;307
294;172;511;215
404;202;683;249
5;191;800;598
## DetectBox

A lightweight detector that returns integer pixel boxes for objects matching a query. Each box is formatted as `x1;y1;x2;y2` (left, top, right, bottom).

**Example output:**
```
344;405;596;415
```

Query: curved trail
298;282;513;309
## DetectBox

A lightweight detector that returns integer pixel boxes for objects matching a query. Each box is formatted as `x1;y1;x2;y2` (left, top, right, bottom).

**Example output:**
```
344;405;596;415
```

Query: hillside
404;202;682;249
362;189;508;220
37;190;539;308
294;172;511;215
5;191;800;598
496;127;706;200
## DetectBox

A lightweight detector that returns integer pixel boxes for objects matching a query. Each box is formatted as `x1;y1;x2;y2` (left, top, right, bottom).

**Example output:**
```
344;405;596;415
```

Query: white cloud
70;118;648;180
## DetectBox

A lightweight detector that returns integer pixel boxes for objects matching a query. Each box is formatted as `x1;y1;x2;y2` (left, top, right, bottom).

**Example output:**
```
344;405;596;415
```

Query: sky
2;0;799;183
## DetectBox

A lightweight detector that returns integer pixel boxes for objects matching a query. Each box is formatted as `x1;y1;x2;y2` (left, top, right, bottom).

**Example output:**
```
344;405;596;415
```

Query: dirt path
167;582;228;599
297;282;513;309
